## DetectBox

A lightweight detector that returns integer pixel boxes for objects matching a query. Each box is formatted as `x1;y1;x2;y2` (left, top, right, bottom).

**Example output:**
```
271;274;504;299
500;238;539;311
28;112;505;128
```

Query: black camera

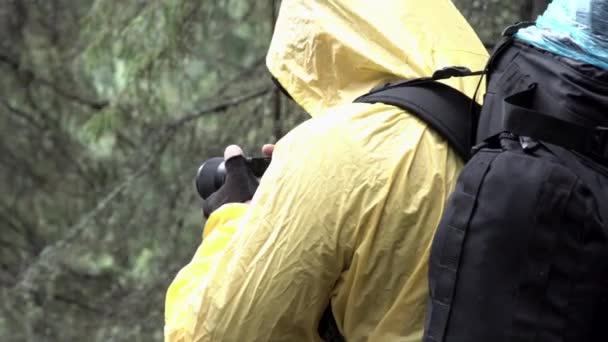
195;156;272;199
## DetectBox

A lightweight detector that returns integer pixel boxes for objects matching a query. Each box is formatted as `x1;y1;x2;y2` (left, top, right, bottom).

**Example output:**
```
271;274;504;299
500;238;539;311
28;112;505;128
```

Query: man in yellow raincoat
165;0;488;341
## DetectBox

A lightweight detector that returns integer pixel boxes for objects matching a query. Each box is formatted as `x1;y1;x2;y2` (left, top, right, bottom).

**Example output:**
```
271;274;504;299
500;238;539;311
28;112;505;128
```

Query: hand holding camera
196;145;273;217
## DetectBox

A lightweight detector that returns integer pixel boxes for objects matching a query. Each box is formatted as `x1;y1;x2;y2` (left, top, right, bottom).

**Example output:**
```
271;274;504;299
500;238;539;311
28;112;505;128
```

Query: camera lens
195;157;227;199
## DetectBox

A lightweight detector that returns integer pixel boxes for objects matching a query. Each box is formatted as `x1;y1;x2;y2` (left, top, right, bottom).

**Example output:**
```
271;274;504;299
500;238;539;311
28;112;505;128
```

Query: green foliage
0;1;545;341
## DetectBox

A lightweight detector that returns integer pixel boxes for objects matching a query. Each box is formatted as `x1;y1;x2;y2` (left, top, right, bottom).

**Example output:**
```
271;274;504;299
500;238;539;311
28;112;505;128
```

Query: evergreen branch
12;130;174;295
0;54;19;69
51;293;110;315
0;53;109;110
12;87;270;301
3;280;115;317
0;235;31;253
215;56;266;94
166;87;272;130
0;98;44;129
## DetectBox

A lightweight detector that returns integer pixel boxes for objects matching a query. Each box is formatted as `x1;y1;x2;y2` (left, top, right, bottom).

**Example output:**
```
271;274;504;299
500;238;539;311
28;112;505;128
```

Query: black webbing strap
503;85;608;161
424;150;498;342
470;21;534;145
355;73;480;161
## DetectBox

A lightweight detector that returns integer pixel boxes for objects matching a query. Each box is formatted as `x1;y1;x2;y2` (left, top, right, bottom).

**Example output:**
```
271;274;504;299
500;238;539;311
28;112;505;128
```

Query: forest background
0;1;549;341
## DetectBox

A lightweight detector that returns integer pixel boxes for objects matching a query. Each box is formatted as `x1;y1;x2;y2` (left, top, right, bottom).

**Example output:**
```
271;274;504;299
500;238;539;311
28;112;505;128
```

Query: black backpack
352;24;608;342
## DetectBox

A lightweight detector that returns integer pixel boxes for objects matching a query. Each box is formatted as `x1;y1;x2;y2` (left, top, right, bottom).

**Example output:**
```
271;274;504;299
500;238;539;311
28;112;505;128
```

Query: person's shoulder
278;102;431;170
293;103;361;137
289;102;423;142
280;103;374;161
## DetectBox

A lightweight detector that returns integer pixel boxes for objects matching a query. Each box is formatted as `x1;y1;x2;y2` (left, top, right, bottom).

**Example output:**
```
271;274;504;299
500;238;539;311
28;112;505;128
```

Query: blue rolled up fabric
516;0;608;70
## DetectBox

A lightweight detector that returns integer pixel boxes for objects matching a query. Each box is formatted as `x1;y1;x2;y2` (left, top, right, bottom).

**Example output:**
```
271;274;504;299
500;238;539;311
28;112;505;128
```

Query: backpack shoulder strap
355;70;481;161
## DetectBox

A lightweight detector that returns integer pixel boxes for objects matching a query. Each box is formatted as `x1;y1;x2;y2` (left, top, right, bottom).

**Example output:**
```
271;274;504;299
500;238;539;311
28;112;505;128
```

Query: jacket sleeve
164;203;249;341
163;121;360;342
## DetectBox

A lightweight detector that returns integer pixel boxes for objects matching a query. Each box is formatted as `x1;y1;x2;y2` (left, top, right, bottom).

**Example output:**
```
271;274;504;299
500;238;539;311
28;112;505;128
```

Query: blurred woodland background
0;0;549;341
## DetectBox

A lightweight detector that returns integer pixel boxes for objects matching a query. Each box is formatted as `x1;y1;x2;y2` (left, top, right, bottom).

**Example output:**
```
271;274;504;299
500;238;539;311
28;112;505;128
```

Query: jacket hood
266;0;489;117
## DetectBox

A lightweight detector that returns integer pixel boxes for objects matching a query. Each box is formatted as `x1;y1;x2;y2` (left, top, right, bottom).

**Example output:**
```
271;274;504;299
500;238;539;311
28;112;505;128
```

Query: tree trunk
270;0;282;141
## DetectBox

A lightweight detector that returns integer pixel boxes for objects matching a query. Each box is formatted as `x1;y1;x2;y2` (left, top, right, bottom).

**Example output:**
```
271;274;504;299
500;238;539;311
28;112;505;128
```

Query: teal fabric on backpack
516;0;608;70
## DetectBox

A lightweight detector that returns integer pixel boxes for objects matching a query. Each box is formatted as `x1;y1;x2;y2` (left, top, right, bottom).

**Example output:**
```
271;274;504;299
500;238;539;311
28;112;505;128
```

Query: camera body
195;156;271;199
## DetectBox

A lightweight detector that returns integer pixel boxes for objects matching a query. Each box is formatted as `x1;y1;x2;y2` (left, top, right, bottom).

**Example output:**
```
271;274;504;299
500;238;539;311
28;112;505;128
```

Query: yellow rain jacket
165;0;488;341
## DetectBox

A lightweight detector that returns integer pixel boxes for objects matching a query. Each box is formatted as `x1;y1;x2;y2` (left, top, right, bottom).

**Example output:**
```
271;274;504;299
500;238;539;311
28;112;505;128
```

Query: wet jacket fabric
164;1;488;341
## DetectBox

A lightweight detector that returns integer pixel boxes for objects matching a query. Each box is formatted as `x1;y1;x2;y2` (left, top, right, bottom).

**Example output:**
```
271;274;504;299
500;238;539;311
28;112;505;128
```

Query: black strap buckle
368;66;485;94
588;126;608;159
432;66;474;80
